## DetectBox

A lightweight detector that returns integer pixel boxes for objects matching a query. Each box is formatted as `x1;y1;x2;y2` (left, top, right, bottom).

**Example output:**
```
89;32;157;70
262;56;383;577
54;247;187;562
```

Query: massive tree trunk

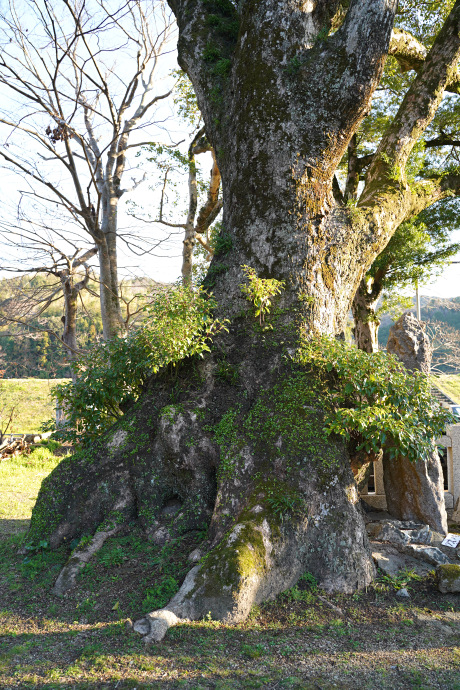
28;0;460;643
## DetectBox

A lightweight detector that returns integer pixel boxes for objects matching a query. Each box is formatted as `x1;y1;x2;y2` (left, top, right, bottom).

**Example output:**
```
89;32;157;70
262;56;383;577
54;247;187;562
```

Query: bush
51;286;226;444
297;335;455;463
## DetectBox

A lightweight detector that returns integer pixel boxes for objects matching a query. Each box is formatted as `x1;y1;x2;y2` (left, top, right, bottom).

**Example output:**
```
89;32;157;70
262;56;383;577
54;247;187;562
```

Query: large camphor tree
29;0;460;641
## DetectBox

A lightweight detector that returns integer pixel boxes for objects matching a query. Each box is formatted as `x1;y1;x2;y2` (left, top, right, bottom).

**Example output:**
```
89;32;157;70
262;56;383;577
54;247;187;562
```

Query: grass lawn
0;378;70;434
434;374;460;404
0;443;61;537
0;451;460;688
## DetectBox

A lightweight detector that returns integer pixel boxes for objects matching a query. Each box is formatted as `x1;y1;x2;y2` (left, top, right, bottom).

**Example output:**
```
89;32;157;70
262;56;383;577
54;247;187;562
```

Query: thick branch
389;27;460;94
345;133;359;202
195;152;222;234
407;173;460;218
366;1;460;186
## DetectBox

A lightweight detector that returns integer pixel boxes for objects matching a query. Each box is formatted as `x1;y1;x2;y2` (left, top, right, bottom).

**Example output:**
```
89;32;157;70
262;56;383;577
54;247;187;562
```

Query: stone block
436;564;460;593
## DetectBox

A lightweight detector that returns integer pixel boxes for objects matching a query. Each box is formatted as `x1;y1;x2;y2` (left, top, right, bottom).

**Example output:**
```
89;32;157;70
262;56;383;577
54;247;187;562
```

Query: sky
419;252;460;299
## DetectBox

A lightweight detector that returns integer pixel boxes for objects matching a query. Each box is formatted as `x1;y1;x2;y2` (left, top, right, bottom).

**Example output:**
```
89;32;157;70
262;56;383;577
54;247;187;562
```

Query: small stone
148;526;170;546
396;588;410;598
125;618;133;630
377;523;410;546
430;531;446;546
403;525;431;545
188;548;202;563
436;564;460;593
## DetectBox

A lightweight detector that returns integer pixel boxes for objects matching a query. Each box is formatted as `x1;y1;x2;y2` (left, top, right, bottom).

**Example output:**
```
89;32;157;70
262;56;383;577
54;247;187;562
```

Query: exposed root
53;524;122;596
134;610;183;644
53;496;132;596
134;565;201;643
316;594;346;618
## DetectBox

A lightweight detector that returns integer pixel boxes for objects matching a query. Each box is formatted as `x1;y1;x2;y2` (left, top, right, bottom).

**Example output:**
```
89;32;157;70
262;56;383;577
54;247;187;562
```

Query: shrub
50;286;227;444
297;335;455;463
240;265;285;325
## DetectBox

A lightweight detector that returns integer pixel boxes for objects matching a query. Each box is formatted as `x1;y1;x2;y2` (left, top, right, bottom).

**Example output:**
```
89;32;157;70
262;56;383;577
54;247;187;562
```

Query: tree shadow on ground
0;617;459;689
0;518;29;537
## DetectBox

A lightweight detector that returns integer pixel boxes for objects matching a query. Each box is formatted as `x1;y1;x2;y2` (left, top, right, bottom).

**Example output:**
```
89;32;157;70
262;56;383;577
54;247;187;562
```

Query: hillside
0;275;163;378
434;374;460;404
0;378;70;433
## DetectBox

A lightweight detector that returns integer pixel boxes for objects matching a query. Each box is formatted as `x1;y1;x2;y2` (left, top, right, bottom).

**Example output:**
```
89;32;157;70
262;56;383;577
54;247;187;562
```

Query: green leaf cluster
240;265;285;326
370;208;460;293
297;336;455;463
51;286;227;444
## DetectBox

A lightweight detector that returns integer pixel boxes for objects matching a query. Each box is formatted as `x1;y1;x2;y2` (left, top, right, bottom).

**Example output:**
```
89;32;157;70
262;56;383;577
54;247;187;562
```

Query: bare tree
0;207;99;378
0;0;175;339
426;320;460;375
132;126;222;284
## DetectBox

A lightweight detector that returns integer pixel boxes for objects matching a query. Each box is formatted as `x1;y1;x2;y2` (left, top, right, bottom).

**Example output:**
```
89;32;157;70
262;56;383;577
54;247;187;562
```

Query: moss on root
198;521;268;598
212;370;342;490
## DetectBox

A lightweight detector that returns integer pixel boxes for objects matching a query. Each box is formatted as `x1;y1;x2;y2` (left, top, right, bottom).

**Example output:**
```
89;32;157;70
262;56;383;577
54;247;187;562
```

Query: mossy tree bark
29;0;460;641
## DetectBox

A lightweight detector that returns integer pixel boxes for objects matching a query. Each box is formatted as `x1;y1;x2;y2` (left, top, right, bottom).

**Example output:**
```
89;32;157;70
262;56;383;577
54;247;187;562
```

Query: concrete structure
361;424;460;514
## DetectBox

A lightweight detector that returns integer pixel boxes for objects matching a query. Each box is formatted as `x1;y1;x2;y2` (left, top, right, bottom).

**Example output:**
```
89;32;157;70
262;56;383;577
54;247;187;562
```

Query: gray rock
148;526;171;546
188;548;202;563
402;544;451;566
396;587;410;598
371;543;431;578
384;314;448;536
386;312;432;374
436;564;460;593
403;525;431;545
376;523;411;546
383;448;448;536
430;531;447;546
397;520;427;530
